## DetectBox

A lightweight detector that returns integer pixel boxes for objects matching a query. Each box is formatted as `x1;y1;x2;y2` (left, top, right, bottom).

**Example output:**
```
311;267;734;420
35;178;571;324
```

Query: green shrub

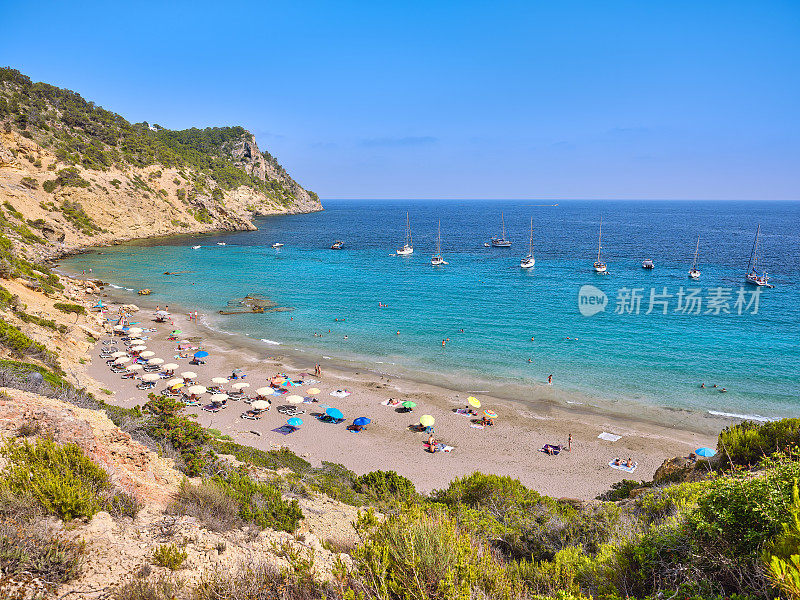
355;470;417;503
211;439;310;472
21;177;38;189
766;481;800;598
144;394;211;476
152;543;187;570
210;470;303;533
53;301;86;315
192;208;213;223
0;317;60;369
171;478;242;531
719;418;800;468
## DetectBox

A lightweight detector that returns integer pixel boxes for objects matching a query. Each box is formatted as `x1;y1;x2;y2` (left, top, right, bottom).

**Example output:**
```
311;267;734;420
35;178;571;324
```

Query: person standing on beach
548;374;553;385
568;433;572;452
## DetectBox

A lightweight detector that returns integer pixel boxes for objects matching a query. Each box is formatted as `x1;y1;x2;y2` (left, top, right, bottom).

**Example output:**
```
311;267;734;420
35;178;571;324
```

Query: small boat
688;235;701;279
520;217;535;269
642;258;654;269
331;240;344;250
593;218;607;273
272;243;284;249
192;245;201;250
483;242;491;247
490;212;512;247
217;242;226;246
397;212;413;255
431;220;448;266
745;224;774;287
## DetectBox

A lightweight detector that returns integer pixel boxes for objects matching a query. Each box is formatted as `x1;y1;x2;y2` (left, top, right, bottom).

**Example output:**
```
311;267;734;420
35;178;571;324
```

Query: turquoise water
61;200;800;420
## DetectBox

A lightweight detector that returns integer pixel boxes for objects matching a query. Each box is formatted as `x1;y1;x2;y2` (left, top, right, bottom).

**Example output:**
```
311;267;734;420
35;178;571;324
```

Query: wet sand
81;298;725;500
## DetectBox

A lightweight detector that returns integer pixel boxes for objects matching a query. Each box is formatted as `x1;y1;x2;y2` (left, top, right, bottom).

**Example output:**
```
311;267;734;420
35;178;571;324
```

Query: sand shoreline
77;282;727;500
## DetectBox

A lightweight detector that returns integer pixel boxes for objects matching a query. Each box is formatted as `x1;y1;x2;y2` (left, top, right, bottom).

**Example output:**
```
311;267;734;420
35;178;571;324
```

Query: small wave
566;400;584;405
322;356;331;359
109;284;123;289
708;410;772;422
260;339;281;346
125;288;135;292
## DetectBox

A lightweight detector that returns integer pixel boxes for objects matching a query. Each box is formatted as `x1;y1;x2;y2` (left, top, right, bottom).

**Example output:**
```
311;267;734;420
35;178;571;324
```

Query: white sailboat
593;218;607;273
520;217;535;268
746;224;773;287
431;220;447;266
396;212;413;255
688;235;701;279
490;212;512;247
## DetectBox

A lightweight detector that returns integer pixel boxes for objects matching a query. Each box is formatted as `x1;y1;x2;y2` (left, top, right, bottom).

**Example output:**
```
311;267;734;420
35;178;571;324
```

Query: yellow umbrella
467;397;481;408
306;387;321;395
419;415;435;427
286;394;304;404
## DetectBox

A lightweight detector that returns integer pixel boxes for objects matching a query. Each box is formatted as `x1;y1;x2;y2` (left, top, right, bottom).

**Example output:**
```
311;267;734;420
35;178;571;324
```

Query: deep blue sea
61;200;800;420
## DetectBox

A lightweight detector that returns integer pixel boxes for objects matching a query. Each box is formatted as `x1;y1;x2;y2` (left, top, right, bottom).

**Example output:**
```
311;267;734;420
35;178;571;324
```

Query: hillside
0;67;322;260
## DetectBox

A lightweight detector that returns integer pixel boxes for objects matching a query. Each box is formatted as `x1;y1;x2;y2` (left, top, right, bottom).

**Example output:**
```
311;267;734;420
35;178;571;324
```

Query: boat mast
692;235;700;269
597;217;603;262
436;220;441;256
528;217;533;257
501;212;506;241
747;224;760;275
406;212;413;247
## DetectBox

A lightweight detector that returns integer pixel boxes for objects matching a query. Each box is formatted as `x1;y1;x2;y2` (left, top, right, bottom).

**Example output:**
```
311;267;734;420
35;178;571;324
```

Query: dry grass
169;479;242;531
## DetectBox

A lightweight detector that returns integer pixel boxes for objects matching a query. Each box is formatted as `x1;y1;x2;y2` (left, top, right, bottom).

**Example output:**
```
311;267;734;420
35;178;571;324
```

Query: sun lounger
317;415;344;424
240;410;262;420
202;404;221;413
347;424;364;433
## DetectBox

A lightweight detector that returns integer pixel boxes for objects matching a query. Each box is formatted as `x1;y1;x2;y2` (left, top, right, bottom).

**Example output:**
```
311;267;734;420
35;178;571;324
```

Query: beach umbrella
114;356;130;364
128;327;143;335
256;387;273;396
142;373;161;382
187;385;207;395
695;447;716;458
306;387;321;395
166;378;184;386
402;401;417;409
231;382;250;390
181;371;197;379
111;351;128;358
147;358;164;365
326;407;344;420
171;329;182;335
162;363;179;371
113;325;124;331
211;377;229;385
419;415;435;427
483;410;498;419
126;364;143;372
251;399;270;410
139;351;155;358
194;350;209;359
210;393;228;403
156;310;169;317
287;417;303;427
286;394;304;405
130;345;147;352
354;417;371;426
467;397;481;408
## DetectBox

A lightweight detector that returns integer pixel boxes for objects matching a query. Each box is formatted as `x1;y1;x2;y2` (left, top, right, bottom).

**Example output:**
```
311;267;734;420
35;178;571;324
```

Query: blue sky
1;0;798;199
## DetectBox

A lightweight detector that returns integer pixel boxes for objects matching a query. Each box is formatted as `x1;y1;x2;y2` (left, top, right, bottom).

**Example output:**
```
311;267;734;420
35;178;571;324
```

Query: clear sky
1;0;798;200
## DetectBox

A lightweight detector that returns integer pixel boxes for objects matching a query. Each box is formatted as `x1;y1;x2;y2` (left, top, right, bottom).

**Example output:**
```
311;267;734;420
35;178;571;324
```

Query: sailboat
746;225;773;287
688;235;701;279
431;220;447;266
490;212;512;247
396;212;413;255
520;217;535;268
593;218;607;273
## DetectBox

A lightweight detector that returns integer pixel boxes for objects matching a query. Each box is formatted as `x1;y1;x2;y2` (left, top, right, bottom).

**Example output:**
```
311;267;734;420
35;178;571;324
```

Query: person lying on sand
612;457;621;466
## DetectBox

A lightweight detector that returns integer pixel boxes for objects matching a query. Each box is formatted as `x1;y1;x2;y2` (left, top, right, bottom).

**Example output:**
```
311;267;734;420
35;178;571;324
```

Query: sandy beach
78;289;727;501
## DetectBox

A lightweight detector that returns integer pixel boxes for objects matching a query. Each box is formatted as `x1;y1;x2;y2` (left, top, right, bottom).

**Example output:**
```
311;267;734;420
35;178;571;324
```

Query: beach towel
540;444;561;455
272;425;297;435
598;432;622;442
330;390;351;398
454;408;472;416
381;399;401;406
609;460;637;473
303;378;320;385
470;424;485;429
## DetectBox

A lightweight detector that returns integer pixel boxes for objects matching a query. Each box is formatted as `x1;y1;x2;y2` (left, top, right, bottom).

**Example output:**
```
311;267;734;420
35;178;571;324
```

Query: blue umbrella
353;417;371;426
326;407;344;420
194;350;209;358
695;447;716;457
287;417;303;427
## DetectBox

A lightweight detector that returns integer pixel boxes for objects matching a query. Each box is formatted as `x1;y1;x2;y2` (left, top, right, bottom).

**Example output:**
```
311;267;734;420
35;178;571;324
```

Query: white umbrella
147;358;164;365
256;387;273;396
127;339;145;345
251;400;271;410
113;324;124;331
231;382;250;390
142;373;161;382
128;327;143;335
187;385;207;395
181;371;197;379
165;377;184;386
162;363;179;370
139;351;155;358
111;351;128;358
306;387;321;395
210;393;228;403
114;357;130;364
286;394;304;405
126;364;143;372
130;345;147;352
211;377;229;385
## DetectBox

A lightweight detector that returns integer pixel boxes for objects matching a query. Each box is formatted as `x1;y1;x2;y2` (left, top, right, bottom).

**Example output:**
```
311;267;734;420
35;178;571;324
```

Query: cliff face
0;68;322;260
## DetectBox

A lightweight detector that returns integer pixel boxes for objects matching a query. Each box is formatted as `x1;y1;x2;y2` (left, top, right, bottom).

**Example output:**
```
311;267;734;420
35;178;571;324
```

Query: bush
53;301;86;315
0;317;60;369
171;478;242;531
213;470;303;533
112;576;183;600
719;418;800;468
355;470;416;503
144;394;211;476
195;560;337;600
20;176;37;189
152;543;187;570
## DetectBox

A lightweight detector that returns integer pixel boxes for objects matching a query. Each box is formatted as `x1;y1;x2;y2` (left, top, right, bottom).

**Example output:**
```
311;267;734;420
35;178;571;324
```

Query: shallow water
61;199;800;419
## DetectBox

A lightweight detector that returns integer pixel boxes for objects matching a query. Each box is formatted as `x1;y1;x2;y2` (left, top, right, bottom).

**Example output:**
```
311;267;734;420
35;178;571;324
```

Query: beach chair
202;404;221;413
240;410;262;420
136;381;156;390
